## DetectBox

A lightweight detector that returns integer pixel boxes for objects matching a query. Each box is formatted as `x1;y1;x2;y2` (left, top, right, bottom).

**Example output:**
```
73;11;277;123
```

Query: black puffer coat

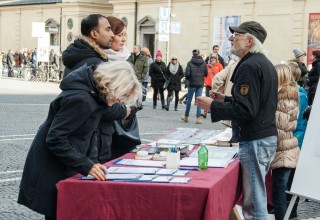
149;61;167;88
185;56;208;88
18;65;107;218
165;62;184;91
62;38;126;164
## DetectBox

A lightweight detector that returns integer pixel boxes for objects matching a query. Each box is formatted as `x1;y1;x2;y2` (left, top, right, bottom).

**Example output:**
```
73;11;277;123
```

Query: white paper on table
180;157;234;168
107;167;160;174
114;158;165;167
170;177;191;183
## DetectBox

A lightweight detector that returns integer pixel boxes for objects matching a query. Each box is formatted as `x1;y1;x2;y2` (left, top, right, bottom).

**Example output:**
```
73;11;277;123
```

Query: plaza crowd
14;13;320;220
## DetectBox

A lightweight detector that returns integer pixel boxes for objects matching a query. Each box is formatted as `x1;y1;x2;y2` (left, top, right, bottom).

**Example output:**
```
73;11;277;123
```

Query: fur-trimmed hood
62;36;108;70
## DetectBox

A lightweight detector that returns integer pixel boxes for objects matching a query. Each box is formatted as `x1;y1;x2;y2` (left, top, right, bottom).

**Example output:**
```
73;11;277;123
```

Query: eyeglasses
172;58;177;61
232;32;246;38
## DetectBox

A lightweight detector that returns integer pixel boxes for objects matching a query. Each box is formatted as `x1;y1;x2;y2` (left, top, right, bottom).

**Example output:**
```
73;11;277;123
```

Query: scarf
105;46;130;62
169;62;179;75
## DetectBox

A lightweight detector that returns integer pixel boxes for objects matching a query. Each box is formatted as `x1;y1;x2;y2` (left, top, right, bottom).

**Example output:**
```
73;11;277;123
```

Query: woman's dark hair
312;50;320;60
107;16;126;35
81;14;107;36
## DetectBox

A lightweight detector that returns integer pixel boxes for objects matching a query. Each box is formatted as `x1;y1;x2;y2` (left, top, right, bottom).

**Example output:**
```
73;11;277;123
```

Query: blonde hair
275;63;296;91
93;61;142;104
143;47;151;57
286;61;301;82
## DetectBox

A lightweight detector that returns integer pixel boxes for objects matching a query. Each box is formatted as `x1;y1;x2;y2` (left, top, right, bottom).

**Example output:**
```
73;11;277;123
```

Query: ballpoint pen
179;167;200;171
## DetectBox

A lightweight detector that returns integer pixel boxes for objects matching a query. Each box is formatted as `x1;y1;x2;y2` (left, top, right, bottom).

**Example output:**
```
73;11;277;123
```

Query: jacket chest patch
240;85;249;96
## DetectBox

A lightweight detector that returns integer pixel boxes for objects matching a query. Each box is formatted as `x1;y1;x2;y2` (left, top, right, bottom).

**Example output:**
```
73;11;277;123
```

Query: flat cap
229;21;267;44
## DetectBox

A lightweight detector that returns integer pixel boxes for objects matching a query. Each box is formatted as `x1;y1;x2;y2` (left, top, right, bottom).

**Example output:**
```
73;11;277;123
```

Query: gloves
303;105;312;121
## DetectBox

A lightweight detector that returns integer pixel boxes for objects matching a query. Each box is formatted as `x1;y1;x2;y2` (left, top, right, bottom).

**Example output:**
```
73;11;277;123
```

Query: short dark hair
107;16;126;35
212;45;219;50
312;50;320;60
81;14;107;37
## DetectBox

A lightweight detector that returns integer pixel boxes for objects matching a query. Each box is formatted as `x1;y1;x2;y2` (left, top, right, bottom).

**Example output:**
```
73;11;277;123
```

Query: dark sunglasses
172;58;177;60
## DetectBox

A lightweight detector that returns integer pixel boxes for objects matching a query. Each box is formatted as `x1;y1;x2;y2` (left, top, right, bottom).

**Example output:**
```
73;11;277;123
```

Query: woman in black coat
17;61;142;220
164;56;184;111
149;50;167;109
307;50;320;105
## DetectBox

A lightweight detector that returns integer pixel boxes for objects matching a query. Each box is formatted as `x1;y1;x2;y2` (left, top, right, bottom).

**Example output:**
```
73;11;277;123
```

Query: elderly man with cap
197;21;278;219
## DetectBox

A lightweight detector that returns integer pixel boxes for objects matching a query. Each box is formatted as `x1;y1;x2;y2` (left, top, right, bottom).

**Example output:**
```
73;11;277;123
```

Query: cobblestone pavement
0;78;319;220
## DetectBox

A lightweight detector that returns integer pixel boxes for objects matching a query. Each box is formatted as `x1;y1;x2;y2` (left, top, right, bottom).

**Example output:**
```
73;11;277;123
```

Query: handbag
161;71;171;89
111;114;141;159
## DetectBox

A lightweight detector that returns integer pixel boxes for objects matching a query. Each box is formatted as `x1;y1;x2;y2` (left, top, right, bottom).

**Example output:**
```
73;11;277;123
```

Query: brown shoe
181;115;189;122
196;117;202;124
178;98;183;104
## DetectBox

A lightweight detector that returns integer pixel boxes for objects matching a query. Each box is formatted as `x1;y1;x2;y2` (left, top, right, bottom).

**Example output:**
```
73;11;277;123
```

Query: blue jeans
142;82;148;102
184;87;203;117
239;135;277;220
272;167;292;220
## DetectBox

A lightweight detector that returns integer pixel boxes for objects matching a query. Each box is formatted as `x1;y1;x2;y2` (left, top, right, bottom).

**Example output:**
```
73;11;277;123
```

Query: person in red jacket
201;54;224;118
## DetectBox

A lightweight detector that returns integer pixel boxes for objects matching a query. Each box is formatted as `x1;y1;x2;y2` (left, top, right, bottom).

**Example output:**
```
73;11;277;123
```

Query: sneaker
178;99;183;104
183;100;187;105
196;117;202;124
142;101;146;106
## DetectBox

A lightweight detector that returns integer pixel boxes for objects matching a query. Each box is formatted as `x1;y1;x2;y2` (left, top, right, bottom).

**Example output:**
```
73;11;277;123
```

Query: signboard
159;7;169;21
171;22;181;34
37;33;50;62
159;34;169;42
159;21;169;34
307;13;320;65
32;22;45;38
212;16;240;61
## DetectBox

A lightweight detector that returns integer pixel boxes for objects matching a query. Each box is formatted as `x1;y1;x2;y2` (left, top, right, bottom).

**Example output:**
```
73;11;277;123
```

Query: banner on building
307;13;320;64
212;16;240;62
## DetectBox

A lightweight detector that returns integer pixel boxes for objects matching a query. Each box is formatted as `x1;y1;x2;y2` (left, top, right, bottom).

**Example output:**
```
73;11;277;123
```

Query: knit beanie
192;49;200;56
293;49;306;58
156;50;162;58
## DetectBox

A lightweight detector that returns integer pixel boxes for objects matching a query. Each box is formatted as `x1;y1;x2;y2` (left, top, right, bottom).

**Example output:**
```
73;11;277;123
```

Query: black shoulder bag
111;106;141;159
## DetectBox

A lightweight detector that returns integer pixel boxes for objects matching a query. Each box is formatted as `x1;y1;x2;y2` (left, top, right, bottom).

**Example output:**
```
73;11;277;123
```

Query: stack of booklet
80;166;192;184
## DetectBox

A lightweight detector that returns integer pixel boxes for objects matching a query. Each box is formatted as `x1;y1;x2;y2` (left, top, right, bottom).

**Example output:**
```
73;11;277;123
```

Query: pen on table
179;167;200;171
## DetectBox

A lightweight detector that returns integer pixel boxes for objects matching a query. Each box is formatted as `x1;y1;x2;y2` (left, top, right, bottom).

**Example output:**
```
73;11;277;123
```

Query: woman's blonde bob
93;61;142;104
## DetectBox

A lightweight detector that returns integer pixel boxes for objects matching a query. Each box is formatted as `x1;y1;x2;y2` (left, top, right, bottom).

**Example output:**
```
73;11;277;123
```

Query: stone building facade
0;0;319;66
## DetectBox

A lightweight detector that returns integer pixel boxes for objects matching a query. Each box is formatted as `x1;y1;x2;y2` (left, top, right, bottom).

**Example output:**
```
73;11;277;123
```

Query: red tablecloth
57;154;241;220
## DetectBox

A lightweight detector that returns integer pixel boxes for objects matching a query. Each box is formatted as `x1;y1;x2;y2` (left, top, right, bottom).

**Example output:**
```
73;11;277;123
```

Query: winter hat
293;49;306;58
192;49;200;56
156;50;162;58
229;21;267;44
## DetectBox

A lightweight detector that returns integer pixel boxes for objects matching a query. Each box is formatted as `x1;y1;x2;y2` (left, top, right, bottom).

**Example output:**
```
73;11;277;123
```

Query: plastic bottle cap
136;150;148;157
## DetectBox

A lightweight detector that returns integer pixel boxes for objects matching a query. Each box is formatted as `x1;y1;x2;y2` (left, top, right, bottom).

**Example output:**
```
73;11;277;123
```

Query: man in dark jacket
197;21;278;219
127;45;148;81
181;49;208;124
62;14;130;164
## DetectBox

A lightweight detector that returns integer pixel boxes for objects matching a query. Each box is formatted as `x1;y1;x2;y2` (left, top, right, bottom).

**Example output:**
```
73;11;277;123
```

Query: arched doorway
137;16;156;58
45;18;60;51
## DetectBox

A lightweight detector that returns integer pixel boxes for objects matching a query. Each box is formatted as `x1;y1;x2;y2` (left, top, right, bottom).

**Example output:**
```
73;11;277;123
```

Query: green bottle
198;144;208;169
